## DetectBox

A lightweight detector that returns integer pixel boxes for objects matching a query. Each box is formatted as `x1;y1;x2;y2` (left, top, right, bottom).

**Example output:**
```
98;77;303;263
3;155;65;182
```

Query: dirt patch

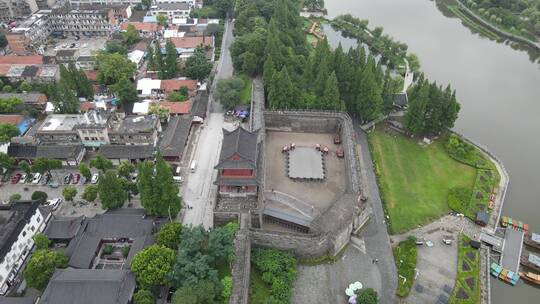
465;277;475;290
456;288;469;299
466;252;476;261
462;261;471;271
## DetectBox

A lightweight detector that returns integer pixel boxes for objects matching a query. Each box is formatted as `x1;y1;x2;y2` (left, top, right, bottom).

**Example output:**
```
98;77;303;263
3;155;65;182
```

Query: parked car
64;173;72;184
11;173;22;184
41;174;51;185
130;173;138;183
19;173;27;184
173;176;184;184
45;198;62;211
91;173;99;184
72;173;80;184
32;173;42;184
49;182;59;188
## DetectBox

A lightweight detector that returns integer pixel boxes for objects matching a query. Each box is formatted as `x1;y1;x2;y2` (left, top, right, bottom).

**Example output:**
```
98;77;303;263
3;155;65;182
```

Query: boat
524;232;540;250
500;216;528;232
491;262;502;277
519;271;540;285
499;269;519;285
520;253;540;272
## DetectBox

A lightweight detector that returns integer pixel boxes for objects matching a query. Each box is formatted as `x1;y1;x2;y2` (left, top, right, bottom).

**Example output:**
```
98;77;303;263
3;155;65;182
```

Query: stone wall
213;212;239;227
229;214;251;304
249;229;330;258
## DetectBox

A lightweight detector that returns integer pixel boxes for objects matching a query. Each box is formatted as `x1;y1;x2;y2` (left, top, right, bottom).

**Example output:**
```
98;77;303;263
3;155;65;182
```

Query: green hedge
449;234;480;304
393;237;417;297
251;248;297;304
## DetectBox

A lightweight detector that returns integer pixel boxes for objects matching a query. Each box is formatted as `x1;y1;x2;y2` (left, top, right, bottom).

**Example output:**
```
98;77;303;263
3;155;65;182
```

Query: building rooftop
161;79;198;95
154;2;191;10
170;36;213;49
44;215;85;240
287;147;325;180
0;56;43;65
159;115;192;158
215;127;258;169
109;115;158;133
0;202;44;260
64;209;156;269
100;145;155;160
0;93;47;105
38;114;82;132
160;101;192;115
121;22;160;32
40;269;135;304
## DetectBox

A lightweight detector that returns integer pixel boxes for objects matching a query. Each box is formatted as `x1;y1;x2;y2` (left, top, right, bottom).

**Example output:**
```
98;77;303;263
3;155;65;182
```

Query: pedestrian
372;259;375;264
375;259;379;263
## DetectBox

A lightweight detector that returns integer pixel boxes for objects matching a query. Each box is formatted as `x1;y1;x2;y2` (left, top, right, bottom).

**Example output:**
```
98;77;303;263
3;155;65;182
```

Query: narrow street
180;20;235;229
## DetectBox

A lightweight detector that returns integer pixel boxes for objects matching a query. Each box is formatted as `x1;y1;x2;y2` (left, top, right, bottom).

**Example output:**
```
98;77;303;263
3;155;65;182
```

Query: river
324;0;540;302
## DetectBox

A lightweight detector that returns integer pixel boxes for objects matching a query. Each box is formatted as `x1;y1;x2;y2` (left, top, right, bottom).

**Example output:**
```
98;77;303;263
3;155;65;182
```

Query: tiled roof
79;101;95;112
159;116;192;158
215;127;258;169
0;55;43;65
84;70;98;81
160;79;198;94
170;36;213;49
160;101;192;114
121;22;160;32
0;114;25;125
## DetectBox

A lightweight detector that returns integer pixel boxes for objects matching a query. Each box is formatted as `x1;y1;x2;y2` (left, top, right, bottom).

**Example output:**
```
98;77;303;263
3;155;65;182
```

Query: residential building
214;127;259;197
159;100;192;116
0;114;34;136
136;78;198;98
0;55;43;77
120;21;160;34
150;2;191;19
68;0;141;6
5;64;59;83
48;4;130;37
6;10;51;55
127;49;145;68
7;140;86;165
0;201;51;296
40;269;136;304
55;49;79;63
136;78;162;97
0;93;48;110
75;55;96;70
159;115;191;163
99;144;154;164
108;115;161;146
169;35;213;59
0;0;33;23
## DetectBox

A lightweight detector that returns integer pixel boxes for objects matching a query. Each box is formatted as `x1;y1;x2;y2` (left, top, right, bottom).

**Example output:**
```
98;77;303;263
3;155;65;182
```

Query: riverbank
441;0;540;53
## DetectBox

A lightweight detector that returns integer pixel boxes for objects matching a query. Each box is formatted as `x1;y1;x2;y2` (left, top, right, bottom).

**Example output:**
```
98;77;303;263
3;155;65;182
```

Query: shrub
221;276;233;301
31;191;48;202
32;233;51;250
9;193;21;203
393;236;417;297
156;222;183;249
356;288;378;304
133;289;154;304
122;246;131;257
102;244;113;255
82;185;98;202
448;187;472;215
251;248;297;303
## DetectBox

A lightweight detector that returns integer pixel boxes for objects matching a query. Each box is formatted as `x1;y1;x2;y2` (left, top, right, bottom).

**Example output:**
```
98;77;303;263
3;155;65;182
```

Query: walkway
500;228;524;273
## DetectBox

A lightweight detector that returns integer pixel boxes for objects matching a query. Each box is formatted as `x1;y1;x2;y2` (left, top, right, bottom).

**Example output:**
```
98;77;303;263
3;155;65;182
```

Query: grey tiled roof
36;144;84;159
64;209;156;269
40;269;135;304
44;215;85;240
159;116;192;158
99;144;155;160
215;127;258;169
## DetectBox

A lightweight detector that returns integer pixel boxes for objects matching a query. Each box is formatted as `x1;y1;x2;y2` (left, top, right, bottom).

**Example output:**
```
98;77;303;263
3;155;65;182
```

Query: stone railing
264;190;320;219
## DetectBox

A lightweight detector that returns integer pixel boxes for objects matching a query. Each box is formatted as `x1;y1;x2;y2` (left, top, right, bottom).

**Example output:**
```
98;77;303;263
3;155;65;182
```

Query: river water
324;0;540;302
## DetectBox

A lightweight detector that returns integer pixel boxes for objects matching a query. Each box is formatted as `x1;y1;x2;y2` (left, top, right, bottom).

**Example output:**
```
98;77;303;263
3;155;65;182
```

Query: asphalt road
181;19;236;229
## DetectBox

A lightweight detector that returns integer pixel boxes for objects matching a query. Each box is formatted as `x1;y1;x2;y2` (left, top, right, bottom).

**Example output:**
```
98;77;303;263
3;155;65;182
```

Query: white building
127;50;145;68
0;202;51;295
136;78;162;97
68;0;141;6
150;2;190;19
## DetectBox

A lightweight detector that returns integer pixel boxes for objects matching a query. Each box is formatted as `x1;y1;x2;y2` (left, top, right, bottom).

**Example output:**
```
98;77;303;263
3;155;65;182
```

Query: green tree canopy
164;40;178;79
31;191;48;202
112;77;138;105
79;163;92;180
49;81;79;114
90;154;113;172
98;170;127;209
97;52;137;85
0;123;19;142
157;15;168;26
131;245;176;288
0;96;22;113
184;47;212;81
123;24;141;46
172;279;222;304
32;233;51;250
19;81;32;92
214;77;245;109
82;185;98;202
133;289;155;304
31;158;62;175
23;249;68;291
156;222;183;249
62;186;77;202
19;160;32;176
0;152;15;171
117;161;136;178
168;91;188;102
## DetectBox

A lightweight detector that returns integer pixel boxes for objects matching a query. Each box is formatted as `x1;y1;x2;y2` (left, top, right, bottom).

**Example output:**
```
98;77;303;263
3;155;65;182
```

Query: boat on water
491;263;519;285
520;253;540;272
524;232;540;250
519;271;540;285
500;216;528;231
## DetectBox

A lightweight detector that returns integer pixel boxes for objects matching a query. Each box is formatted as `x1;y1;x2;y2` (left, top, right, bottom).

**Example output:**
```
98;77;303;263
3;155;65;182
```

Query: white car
32;173;42;184
91;173;99;184
173;176;184;184
18;173;27;184
45;198;62;211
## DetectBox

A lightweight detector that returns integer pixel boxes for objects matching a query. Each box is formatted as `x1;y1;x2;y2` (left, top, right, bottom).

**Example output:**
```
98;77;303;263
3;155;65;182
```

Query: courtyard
264;131;347;213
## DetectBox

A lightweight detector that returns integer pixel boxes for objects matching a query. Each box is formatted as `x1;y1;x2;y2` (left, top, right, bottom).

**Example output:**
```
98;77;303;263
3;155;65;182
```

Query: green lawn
369;128;477;233
249;268;271;304
393;237;417;297
449;234;480;304
238;75;252;105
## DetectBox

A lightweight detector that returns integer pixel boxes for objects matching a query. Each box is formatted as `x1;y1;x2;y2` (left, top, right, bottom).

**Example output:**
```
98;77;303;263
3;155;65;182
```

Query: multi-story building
150;2;191;20
0;201;51;296
6;10;51;55
108;115;161;146
68;0;141;6
0;0;34;22
48;4;130;37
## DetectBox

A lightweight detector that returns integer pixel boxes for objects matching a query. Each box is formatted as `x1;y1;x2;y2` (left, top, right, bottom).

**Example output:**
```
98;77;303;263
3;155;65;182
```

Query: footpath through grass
238;75;252;105
449;234;480;304
393;236;418;297
369;128;477;233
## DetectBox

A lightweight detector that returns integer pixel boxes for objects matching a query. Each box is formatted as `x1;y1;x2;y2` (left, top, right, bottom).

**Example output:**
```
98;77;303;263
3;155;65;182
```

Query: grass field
249;268;271;304
449;234;480;304
369;128;477;233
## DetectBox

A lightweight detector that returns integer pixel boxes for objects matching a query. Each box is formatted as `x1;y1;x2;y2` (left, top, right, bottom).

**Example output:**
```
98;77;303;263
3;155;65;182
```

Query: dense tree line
463;0;540;40
404;75;460;135
147;40;178;79
230;0;460;133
